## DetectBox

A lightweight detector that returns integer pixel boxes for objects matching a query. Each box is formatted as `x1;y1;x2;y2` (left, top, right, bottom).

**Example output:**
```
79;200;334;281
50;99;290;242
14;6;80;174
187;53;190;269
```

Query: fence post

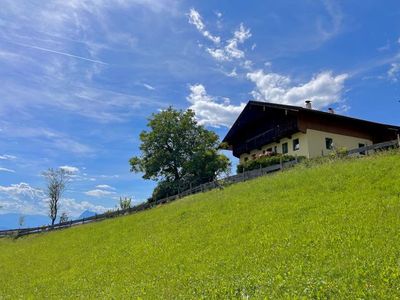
397;133;400;148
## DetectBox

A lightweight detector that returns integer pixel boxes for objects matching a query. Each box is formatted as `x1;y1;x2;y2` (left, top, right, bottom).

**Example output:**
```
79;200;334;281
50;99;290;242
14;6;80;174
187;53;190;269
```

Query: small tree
119;197;132;210
43;168;71;226
18;215;25;228
130;107;230;201
59;212;69;223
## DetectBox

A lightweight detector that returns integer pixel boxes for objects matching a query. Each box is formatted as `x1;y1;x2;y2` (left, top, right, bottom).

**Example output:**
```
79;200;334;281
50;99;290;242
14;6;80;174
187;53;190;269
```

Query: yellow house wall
306;129;373;158
239;129;373;163
239;132;309;163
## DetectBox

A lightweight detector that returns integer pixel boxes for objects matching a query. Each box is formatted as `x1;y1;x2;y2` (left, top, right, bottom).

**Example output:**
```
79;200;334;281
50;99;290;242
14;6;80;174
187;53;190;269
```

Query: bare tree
43;168;71;226
18;215;25;228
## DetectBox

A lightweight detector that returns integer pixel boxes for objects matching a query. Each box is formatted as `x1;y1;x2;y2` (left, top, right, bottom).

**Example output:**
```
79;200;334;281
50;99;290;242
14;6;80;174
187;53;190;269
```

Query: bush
330;146;349;158
237;154;301;173
150;181;180;203
119;197;132;210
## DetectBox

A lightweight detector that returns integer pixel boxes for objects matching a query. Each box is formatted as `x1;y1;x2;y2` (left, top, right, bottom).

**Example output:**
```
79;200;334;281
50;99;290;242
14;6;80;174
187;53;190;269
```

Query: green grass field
1;152;400;299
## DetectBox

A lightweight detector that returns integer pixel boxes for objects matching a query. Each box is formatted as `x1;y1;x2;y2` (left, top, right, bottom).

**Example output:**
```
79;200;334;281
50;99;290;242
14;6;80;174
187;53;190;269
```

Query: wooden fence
1;139;398;238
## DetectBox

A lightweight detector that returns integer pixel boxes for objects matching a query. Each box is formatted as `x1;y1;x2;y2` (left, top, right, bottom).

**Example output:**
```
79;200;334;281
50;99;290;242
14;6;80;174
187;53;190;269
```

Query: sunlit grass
1;152;400;298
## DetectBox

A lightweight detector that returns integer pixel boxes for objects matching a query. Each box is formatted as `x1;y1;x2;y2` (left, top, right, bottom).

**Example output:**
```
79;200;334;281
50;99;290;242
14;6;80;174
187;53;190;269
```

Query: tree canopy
130;107;230;201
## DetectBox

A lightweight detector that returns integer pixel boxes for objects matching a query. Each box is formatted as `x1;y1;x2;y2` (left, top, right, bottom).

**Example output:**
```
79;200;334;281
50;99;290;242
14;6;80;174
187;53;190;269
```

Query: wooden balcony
233;121;298;157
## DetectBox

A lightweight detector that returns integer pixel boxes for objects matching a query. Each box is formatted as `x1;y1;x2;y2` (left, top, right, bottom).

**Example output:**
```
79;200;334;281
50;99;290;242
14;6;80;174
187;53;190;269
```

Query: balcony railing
233;121;298;157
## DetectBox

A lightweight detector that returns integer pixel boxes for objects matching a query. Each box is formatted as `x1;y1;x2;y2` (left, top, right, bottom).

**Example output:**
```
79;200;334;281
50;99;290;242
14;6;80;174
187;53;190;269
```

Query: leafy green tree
130;107;230;201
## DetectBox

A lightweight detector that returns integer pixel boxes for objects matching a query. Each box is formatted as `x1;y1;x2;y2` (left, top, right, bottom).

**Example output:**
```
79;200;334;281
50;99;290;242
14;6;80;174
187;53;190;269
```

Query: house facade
223;101;400;163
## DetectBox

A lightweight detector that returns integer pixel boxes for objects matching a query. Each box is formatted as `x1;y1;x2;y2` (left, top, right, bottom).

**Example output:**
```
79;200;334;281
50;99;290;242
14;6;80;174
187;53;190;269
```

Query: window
274;146;277;153
325;138;333;150
267;148;272;152
292;139;300;151
358;143;366;155
282;142;288;154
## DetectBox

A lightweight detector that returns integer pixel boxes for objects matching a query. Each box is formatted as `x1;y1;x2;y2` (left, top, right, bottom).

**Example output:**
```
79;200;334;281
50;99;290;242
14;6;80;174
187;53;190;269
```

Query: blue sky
0;0;399;219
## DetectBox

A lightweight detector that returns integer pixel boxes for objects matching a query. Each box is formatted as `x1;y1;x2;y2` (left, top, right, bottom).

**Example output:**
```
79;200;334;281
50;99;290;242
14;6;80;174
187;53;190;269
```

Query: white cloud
317;0;343;43
225;68;238;77
388;63;400;82
10;41;108;65
206;48;229;61
243;60;253;70
143;83;155;90
96;184;116;190
187;84;245;128
247;70;348;109
60;165;80;173
0;50;23;61
99;174;120;179
0;1;164;124
0;182;43;199
0;154;16;160
0;182;109;217
188;8;221;44
233;23;252;43
0;123;93;156
0;182;47;215
0;167;15;173
224;39;245;60
205;23;252;62
60;198;109;217
84;189;116;197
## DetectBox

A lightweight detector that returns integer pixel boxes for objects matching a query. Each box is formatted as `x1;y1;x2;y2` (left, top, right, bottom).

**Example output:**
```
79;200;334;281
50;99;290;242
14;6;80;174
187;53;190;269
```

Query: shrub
59;212;69;223
237;154;300;173
119;197;132;210
330;146;349;158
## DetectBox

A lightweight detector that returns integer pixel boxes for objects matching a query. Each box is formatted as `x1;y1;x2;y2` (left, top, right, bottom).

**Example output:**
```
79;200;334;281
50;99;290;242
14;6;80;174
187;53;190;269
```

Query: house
222;101;400;163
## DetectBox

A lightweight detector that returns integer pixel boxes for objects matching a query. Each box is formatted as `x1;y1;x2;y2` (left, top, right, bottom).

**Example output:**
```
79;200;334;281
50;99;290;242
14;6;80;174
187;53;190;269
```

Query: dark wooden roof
223;101;400;146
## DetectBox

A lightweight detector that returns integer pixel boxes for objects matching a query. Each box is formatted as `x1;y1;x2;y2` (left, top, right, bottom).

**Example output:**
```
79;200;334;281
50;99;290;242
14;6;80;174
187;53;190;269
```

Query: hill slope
1;153;400;298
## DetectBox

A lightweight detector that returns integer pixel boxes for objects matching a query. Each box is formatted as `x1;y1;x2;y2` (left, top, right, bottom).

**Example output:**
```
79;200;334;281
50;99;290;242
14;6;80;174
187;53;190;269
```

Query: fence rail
1;139;398;238
347;139;398;155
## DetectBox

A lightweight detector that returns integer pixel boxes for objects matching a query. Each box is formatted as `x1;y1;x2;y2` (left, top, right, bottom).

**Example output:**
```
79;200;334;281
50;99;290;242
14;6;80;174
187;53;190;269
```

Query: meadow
1;152;400;298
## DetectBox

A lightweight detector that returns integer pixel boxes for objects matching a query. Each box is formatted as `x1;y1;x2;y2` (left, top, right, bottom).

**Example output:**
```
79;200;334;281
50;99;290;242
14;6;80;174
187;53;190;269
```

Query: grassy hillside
1;152;400;299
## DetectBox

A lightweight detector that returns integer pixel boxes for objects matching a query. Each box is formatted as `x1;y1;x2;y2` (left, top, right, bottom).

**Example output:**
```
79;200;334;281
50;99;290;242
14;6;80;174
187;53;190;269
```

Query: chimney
305;100;312;109
328;108;335;114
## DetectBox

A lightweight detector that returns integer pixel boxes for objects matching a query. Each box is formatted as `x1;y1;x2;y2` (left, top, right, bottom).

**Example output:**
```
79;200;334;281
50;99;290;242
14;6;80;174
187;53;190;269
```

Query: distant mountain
78;210;97;219
0;213;50;230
